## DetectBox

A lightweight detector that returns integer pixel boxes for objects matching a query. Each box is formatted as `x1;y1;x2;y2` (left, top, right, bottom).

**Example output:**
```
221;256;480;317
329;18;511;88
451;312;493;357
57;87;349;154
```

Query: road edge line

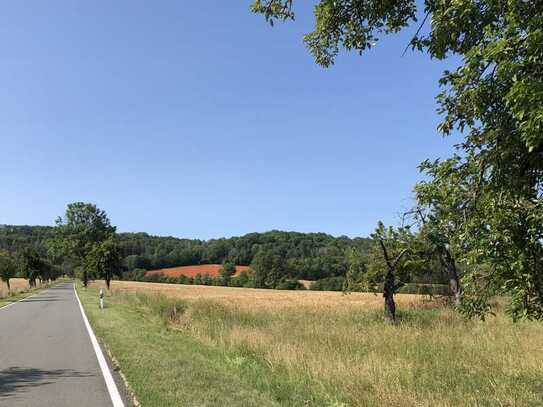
73;283;125;407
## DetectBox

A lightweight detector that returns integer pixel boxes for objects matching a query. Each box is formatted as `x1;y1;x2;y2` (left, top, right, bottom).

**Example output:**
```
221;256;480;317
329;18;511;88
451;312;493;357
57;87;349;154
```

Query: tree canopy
49;202;116;287
84;237;123;290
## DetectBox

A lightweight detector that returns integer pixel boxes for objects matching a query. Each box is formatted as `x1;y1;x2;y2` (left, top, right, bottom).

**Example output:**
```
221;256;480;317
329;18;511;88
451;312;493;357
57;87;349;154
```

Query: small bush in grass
310;276;345;291
177;275;193;285
235;271;250;287
397;283;450;296
121;291;187;324
275;278;305;290
228;276;243;287
123;268;147;281
141;273;167;283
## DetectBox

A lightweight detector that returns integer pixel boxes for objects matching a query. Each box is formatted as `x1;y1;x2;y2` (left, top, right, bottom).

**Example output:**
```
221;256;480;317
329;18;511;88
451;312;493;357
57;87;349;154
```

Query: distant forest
0;225;373;283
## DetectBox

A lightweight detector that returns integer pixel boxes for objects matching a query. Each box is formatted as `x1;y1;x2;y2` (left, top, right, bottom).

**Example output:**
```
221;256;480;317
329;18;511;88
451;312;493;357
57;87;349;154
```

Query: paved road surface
0;282;116;406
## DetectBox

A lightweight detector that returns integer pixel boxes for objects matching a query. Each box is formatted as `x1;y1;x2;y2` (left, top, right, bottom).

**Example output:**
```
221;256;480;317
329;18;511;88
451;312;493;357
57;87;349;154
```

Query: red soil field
146;264;250;279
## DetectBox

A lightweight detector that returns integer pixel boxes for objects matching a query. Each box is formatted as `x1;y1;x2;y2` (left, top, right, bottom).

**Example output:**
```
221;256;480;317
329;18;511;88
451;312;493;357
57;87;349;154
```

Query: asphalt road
0;282;120;406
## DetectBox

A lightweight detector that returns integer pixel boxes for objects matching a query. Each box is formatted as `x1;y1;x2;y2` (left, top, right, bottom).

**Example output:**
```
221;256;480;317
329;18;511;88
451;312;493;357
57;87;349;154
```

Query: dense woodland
117;229;373;278
0;223;451;293
0;224;367;280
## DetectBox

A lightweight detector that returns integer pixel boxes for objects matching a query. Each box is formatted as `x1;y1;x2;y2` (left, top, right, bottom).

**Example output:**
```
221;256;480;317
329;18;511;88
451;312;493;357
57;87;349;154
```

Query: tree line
0;221;376;284
118;229;373;281
1;195;530;323
1;216;453;296
0;247;63;292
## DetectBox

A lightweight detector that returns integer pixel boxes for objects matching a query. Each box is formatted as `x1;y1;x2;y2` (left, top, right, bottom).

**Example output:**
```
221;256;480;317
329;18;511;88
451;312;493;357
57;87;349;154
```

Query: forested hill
0;225;56;255
0;225;372;280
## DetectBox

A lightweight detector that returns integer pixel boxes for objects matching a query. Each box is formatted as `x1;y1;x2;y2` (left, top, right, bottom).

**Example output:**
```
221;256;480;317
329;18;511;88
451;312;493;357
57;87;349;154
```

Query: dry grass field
0;278;32;298
83;280;543;406
90;280;425;312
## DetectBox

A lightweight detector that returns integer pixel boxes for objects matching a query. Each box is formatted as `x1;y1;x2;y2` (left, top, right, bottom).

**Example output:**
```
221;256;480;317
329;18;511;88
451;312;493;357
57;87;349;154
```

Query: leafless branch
402;11;430;57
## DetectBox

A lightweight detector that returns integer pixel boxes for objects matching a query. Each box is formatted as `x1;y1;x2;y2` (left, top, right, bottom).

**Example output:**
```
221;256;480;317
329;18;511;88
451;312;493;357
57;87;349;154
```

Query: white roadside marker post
99;288;104;310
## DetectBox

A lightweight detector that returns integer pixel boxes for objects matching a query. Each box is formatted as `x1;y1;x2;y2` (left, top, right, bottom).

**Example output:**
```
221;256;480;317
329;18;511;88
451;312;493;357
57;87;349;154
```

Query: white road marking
74;283;125;407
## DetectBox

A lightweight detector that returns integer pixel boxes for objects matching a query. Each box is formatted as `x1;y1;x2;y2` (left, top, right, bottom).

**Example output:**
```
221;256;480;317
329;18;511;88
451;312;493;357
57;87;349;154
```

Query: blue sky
1;1;458;239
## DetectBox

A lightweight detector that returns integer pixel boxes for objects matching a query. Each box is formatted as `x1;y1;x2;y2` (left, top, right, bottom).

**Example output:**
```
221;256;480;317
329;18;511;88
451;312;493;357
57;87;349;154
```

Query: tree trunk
445;251;461;306
6;279;10;292
83;270;88;288
449;277;461;306
106;277;111;290
440;248;461;306
383;272;396;322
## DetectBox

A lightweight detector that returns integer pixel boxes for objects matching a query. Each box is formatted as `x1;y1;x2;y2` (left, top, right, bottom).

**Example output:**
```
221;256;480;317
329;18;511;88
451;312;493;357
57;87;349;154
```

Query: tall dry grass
0;278;33;298
94;281;543;406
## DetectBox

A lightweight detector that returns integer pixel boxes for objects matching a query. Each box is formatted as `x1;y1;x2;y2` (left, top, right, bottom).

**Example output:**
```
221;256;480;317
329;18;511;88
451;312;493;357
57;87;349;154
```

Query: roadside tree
0;250;17;291
19;248;50;288
49;202;116;287
85;237;123;290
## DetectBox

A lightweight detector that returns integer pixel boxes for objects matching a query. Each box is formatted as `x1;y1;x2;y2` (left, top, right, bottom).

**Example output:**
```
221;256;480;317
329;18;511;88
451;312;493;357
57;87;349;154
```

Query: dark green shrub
177;275;193;285
310;276;345;291
228;276;243;287
237;271;250;286
275;278;305;290
123;268;147;281
398;283;450;296
142;273;167;283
